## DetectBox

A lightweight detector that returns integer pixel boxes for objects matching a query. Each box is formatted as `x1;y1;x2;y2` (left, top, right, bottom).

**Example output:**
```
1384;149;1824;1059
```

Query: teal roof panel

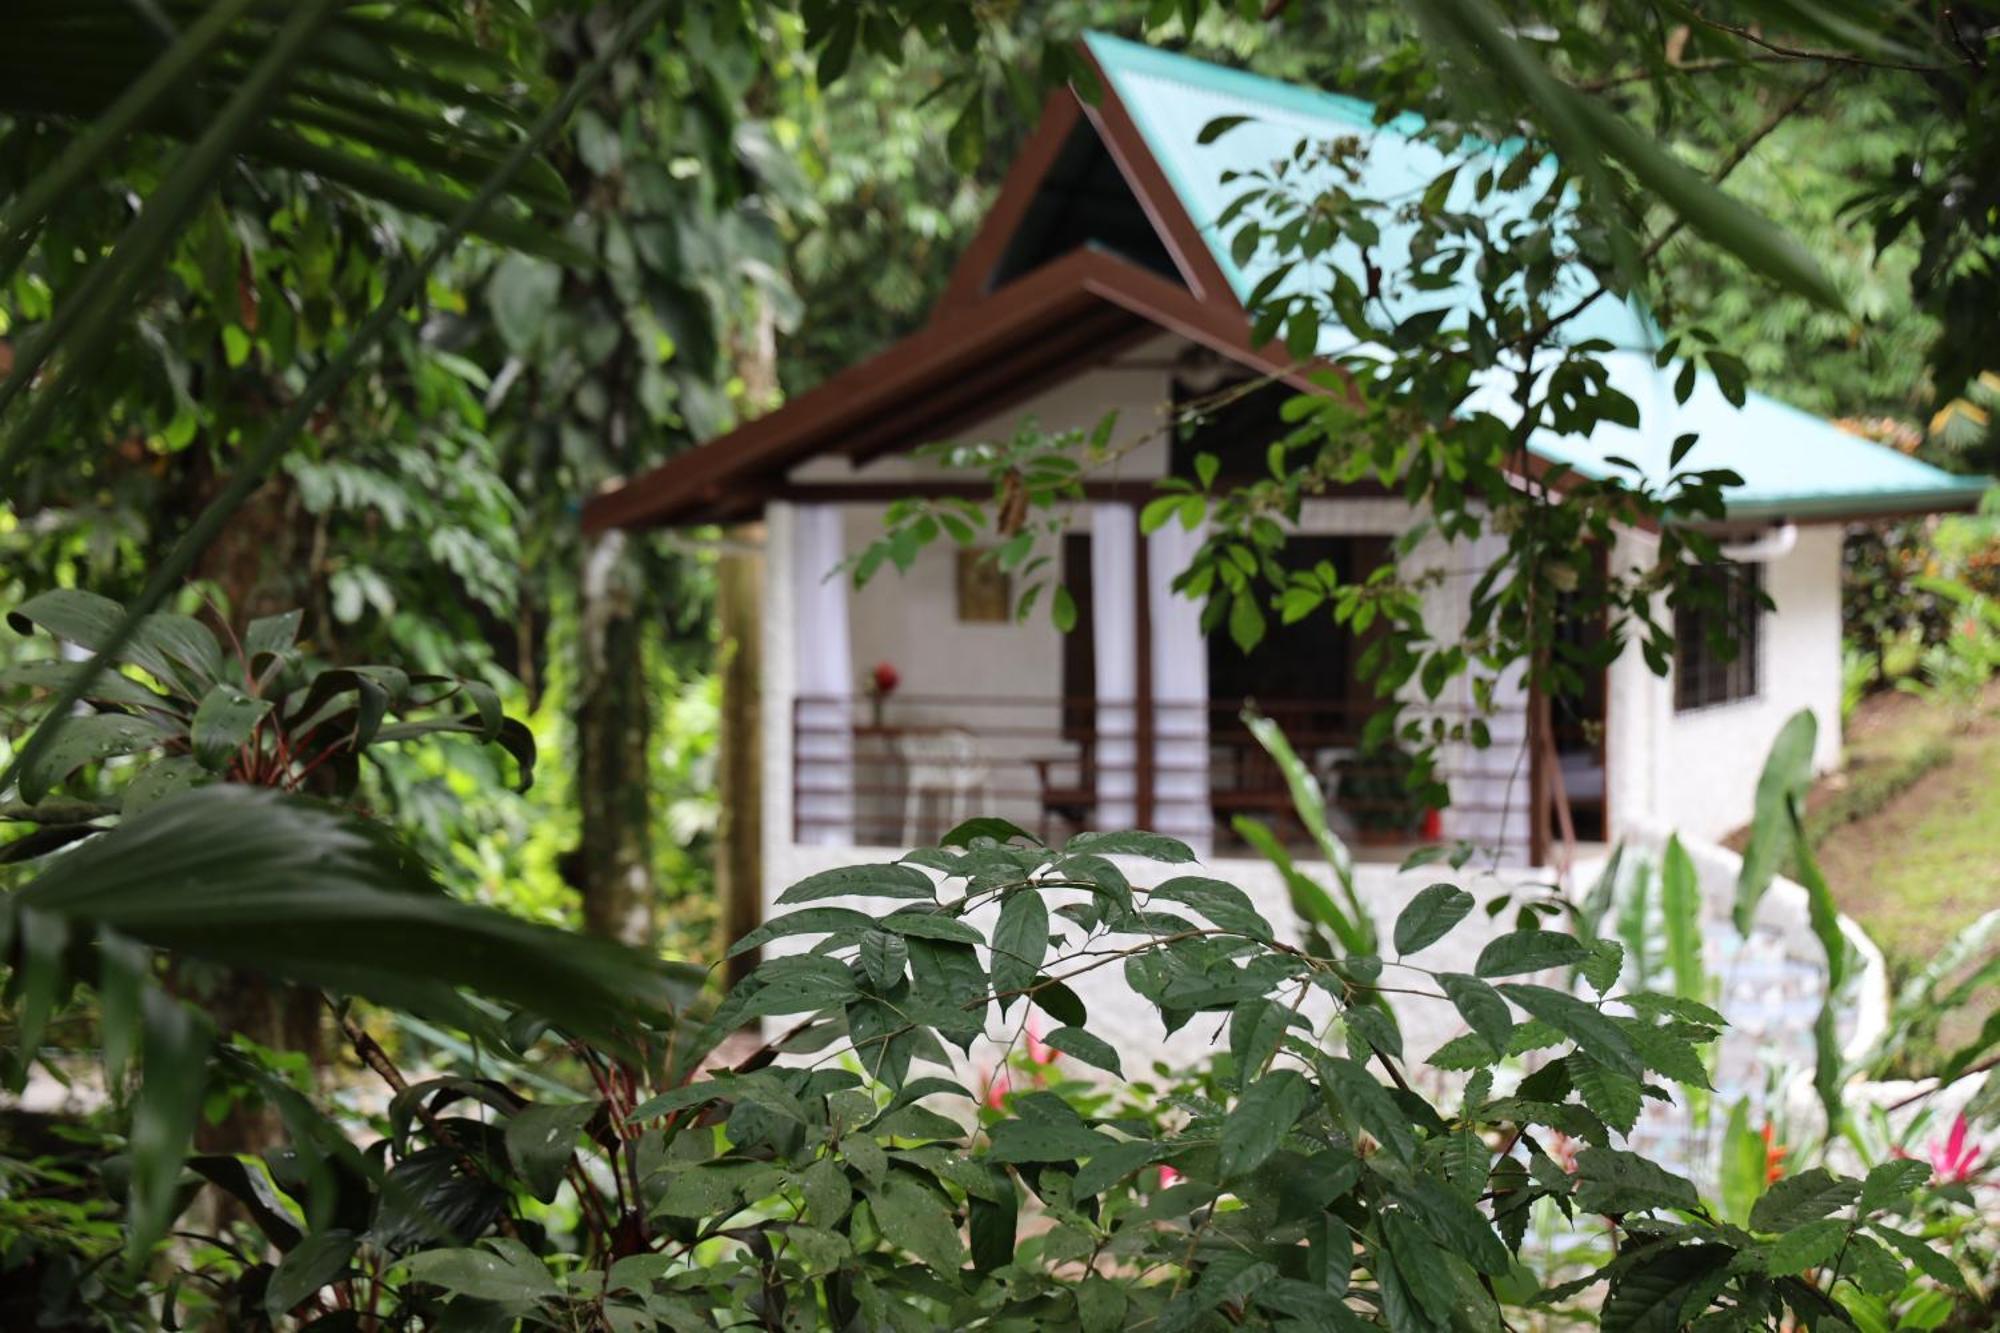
1081;31;1989;519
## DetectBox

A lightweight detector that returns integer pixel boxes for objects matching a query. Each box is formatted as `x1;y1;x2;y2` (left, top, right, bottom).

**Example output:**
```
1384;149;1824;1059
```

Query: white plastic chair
897;729;989;843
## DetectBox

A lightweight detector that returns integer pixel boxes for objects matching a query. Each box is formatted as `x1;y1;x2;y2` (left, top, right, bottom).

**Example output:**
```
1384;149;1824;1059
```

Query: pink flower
981;1065;1011;1110
1155;1165;1183;1191
1925;1114;1986;1185
1025;1016;1057;1068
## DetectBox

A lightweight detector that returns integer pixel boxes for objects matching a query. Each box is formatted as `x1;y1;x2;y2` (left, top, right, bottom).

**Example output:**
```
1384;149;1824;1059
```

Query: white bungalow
583;35;1987;939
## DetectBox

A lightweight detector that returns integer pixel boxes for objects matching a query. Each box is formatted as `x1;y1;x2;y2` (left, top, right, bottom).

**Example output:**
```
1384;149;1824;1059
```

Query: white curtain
1090;505;1138;830
1148;520;1212;854
1438;529;1530;861
791;505;854;844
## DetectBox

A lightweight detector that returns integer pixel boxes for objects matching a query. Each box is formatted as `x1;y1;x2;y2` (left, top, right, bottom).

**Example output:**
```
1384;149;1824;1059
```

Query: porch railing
790;693;1550;860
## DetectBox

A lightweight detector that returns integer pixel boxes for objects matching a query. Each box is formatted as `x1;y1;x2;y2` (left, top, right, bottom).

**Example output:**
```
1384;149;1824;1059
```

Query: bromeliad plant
0;589;534;858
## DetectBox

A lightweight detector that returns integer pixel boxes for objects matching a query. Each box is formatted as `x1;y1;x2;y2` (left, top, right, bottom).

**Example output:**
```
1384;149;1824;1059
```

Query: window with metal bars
1673;563;1762;711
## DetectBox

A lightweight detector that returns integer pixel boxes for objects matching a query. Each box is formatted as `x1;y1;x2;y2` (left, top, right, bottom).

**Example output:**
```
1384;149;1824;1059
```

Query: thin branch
1684;13;1945;74
1570;50;1804;92
1515;68;1835;349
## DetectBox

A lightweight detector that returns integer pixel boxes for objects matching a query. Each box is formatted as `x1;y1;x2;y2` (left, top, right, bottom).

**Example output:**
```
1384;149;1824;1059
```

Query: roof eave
1700;481;1992;526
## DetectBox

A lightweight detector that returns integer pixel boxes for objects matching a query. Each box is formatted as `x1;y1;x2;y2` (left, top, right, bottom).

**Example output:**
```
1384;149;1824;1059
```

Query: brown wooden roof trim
932;90;1086;318
1071;40;1239;309
933;47;1240;319
581;248;1338;533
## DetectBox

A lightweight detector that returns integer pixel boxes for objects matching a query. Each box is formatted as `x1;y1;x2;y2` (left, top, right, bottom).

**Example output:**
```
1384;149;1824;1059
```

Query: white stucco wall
1642;524;1845;842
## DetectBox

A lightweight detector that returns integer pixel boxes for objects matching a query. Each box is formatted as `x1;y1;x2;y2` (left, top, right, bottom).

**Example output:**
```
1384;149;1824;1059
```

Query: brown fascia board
1071;40;1240;310
935;42;1242;318
932;90;1086;318
580;247;1347;533
584;250;1141;532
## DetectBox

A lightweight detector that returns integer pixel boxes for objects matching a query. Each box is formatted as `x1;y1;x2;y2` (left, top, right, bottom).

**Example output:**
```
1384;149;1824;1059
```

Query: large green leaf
1218;1068;1312;1179
1659;836;1703;1003
864;1175;965;1271
17;712;170;805
0;660;176;714
190;683;274;771
1241;711;1375;951
1498;983;1643;1078
990;889;1049;1017
1394;883;1474;956
12;786;694;1046
505;1100;600;1204
126;988;212;1267
7;590;221;698
1734;710;1818;934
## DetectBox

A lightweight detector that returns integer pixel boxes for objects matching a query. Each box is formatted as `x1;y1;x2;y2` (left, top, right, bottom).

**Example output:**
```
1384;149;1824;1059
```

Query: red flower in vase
870;661;900;696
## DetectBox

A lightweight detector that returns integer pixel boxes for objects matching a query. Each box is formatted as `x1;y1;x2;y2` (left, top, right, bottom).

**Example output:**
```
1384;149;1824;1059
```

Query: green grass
1850;736;2000;958
1813;687;2000;965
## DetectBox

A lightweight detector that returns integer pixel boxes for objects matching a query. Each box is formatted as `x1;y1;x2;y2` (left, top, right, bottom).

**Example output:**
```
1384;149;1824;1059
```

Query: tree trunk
188;473;326;1159
576;529;657;947
715;531;765;984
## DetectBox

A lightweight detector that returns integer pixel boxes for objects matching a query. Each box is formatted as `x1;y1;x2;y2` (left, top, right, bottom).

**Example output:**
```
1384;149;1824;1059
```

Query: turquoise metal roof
1083;32;1989;519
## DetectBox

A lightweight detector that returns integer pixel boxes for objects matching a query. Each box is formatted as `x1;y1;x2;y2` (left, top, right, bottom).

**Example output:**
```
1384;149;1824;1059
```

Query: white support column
1091;504;1138;829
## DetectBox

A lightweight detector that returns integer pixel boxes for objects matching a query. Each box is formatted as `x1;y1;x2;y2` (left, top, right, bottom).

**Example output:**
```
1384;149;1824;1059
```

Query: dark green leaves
777;863;935;904
1218;1069;1311;1179
402;1242;559;1306
987;1116;1116;1163
1317;1054;1416;1165
1569;1055;1642;1136
1858;1158;1930;1212
1043;1025;1122;1076
726;907;878;958
126;989;212;1265
1499;983;1643;1077
1199;114;1252;144
190;684;274;770
734;957;861;1018
865;1175;964;1271
1063;831;1196;863
1230;998;1295;1088
1440;973;1515;1055
18;713;167;805
1573;1146;1699;1215
504;1100;599;1203
1393;883;1474;955
265;1229;358;1319
1476;930;1590;978
1765;1218;1849;1275
1748;1168;1860;1233
1151;875;1273;941
991;889;1049;1015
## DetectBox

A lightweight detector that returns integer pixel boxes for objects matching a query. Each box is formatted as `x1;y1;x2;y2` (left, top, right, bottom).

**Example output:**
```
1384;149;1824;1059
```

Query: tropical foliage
2;0;1999;1329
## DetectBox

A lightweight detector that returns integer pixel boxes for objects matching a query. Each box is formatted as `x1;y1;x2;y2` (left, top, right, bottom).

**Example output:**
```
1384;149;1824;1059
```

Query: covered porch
774;497;1589;865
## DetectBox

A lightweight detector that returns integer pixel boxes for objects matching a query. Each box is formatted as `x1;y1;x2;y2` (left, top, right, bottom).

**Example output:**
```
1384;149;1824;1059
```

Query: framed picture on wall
955;550;1011;622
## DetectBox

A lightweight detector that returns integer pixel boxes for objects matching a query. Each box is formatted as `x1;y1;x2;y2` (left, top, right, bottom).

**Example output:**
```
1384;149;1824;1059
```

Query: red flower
1761;1122;1789;1184
981;1066;1011;1110
870;661;899;695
